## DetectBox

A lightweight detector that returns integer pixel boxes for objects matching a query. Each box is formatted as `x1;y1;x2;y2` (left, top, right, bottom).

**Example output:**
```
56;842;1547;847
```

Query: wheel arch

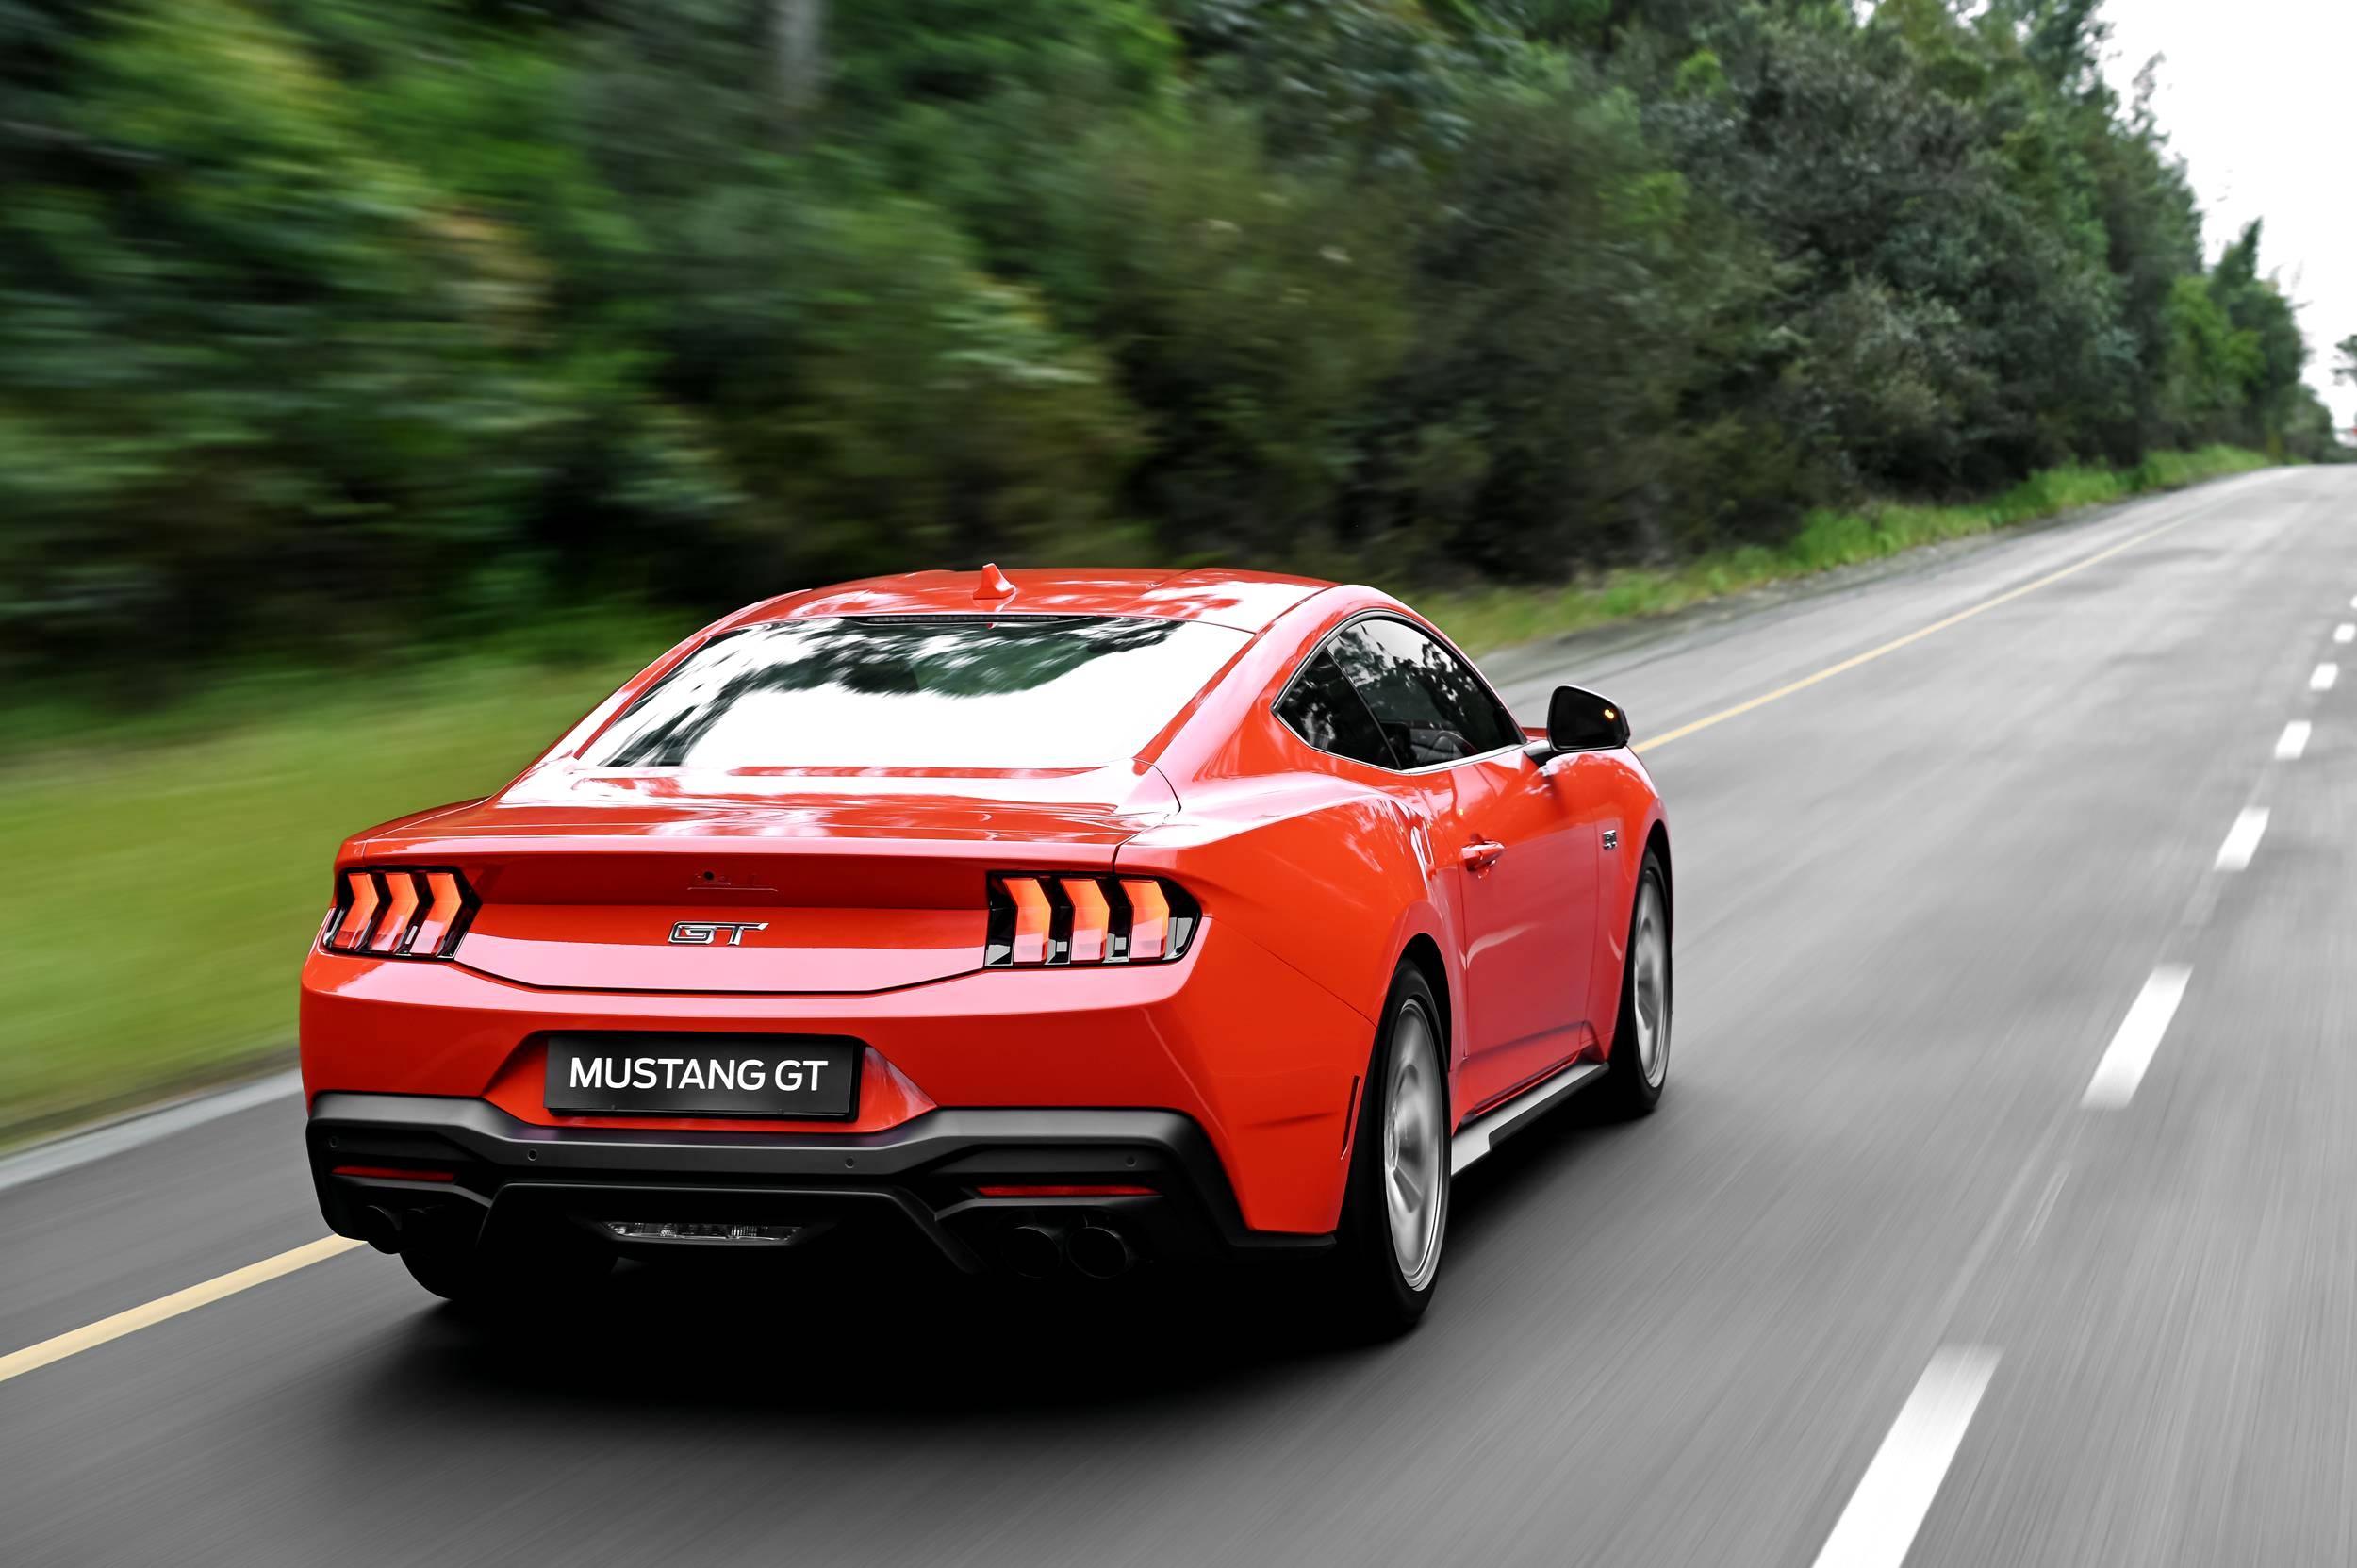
1398;933;1451;1056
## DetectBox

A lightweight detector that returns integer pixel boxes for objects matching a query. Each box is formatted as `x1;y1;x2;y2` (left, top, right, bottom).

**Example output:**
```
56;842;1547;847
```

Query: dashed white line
2213;807;2269;872
2337;624;2356;645
2314;664;2340;691
2083;966;2192;1110
1811;1346;2002;1568
2276;720;2312;760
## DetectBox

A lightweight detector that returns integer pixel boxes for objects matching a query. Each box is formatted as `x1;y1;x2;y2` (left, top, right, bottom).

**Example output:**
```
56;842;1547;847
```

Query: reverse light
321;867;477;959
985;874;1199;967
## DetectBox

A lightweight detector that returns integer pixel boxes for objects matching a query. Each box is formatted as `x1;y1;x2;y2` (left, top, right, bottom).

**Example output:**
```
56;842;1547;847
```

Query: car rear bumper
300;918;1379;1236
307;1092;1331;1273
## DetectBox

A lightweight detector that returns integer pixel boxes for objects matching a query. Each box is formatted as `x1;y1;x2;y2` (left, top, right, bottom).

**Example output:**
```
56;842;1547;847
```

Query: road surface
6;465;2355;1566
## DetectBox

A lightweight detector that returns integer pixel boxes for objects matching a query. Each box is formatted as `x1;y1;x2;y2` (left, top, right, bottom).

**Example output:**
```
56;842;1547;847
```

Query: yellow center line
1637;513;2197;753
0;1236;363;1385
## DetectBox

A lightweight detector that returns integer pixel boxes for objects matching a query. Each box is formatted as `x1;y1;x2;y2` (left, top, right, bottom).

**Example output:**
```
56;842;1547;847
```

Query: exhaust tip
357;1205;405;1255
1005;1222;1067;1279
1066;1223;1136;1280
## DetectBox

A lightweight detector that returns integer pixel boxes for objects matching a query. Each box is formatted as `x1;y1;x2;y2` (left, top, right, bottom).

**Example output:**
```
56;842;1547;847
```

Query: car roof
725;567;1337;635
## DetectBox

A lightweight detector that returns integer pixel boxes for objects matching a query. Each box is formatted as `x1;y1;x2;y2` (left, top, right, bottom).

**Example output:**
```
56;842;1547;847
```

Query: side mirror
1527;685;1630;757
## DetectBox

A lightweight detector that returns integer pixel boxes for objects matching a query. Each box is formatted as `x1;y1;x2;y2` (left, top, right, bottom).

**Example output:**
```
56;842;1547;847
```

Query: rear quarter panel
1126;587;1469;1181
1116;775;1445;1228
1119;776;1445;1038
1142;586;1459;1036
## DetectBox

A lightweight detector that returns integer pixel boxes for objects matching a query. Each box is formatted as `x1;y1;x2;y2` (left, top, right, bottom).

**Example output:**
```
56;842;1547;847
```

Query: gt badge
668;920;770;947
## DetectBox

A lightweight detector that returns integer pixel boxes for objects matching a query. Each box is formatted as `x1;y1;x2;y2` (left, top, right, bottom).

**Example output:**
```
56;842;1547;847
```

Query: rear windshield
581;616;1250;769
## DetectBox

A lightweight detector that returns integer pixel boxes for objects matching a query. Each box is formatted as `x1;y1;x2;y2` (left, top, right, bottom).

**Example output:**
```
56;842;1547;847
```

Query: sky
2098;0;2355;433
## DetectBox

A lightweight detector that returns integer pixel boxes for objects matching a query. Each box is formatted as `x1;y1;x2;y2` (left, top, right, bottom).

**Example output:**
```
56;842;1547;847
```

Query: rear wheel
1597;851;1672;1117
1329;962;1450;1337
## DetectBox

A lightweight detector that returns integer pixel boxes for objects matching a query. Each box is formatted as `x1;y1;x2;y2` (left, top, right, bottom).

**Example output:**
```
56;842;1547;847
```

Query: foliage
0;0;2346;697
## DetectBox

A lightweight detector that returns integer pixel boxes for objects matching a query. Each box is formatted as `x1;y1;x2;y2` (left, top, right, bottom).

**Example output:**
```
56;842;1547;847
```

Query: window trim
1272;611;1529;777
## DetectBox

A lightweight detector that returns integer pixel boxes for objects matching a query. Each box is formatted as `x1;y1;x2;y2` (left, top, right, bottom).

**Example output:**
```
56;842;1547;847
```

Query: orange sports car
301;568;1672;1333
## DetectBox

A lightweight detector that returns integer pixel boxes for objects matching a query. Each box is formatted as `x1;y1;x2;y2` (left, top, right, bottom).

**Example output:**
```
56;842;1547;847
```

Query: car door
1451;744;1605;1110
1329;619;1597;1114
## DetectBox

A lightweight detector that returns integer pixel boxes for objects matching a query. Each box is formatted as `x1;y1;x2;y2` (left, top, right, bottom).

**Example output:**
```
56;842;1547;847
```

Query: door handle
1460;839;1506;871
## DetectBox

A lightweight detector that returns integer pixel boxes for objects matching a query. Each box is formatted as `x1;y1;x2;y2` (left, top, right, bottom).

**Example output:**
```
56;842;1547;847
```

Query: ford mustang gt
302;567;1672;1333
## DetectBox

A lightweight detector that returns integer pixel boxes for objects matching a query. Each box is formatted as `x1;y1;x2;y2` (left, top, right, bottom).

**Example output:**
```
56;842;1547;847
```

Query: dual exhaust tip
356;1205;408;1254
1006;1220;1137;1280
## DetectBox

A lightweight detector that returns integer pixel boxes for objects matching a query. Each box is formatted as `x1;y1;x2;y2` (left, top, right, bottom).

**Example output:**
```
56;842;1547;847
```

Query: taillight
321;867;477;959
985;874;1198;967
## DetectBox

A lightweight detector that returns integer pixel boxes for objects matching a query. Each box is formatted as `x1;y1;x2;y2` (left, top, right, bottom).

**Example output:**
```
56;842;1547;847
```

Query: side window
1276;648;1400;768
1329;619;1521;767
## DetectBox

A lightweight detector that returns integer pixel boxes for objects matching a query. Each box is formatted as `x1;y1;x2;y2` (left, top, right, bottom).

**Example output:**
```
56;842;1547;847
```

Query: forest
1;0;2346;689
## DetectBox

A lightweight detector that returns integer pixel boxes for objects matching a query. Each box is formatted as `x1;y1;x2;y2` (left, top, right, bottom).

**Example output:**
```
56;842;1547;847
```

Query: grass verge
0;445;2273;1140
0;649;673;1143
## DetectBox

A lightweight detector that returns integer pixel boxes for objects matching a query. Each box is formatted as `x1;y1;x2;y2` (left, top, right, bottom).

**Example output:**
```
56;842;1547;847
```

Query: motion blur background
2;0;2352;1140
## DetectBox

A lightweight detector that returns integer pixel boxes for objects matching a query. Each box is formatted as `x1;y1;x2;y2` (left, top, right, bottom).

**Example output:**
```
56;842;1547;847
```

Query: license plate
544;1034;862;1119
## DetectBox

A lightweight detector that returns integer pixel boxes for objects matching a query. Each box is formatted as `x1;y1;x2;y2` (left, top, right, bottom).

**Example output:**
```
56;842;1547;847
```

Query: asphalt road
7;465;2355;1567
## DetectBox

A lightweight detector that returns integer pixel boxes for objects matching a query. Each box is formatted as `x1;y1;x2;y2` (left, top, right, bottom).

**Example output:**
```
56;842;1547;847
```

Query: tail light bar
986;874;1199;967
321;867;477;959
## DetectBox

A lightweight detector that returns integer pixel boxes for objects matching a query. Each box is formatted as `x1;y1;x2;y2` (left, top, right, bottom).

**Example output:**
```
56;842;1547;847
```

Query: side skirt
1449;1061;1606;1177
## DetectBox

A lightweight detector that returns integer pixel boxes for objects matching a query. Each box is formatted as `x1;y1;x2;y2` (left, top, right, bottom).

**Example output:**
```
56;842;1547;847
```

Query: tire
400;1216;612;1311
1328;962;1451;1337
1597;850;1672;1118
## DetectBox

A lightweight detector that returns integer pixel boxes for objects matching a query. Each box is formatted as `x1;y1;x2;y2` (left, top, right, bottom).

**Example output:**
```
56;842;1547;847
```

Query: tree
2;0;2335;682
774;0;826;131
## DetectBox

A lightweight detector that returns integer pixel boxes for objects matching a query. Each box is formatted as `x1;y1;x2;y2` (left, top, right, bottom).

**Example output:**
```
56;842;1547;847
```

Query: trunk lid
359;765;1178;994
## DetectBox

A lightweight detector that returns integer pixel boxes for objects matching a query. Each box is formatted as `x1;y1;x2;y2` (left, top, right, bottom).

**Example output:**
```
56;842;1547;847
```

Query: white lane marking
1811;1345;2001;1568
2083;966;2192;1109
2314;663;2340;691
2276;720;2312;760
2213;807;2269;872
0;1069;301;1197
2337;624;2356;645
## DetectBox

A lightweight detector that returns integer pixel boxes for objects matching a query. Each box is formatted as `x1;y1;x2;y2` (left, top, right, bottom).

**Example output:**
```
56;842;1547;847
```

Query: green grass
1419;445;2268;653
0;446;2272;1139
0;645;672;1141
